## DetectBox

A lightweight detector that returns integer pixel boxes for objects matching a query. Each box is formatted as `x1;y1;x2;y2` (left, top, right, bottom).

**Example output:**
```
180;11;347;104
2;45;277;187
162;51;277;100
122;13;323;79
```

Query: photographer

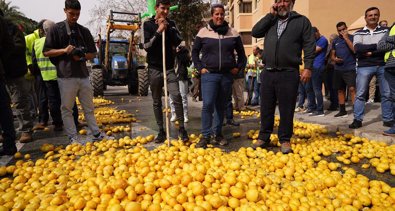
43;0;111;143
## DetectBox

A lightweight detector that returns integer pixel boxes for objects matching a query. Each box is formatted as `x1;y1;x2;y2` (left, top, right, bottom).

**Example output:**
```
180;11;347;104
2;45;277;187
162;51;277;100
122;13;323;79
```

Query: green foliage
170;0;210;48
0;0;37;34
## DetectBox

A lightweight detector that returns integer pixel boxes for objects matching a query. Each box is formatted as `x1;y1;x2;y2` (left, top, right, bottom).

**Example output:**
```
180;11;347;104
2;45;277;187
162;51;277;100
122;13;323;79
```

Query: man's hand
333;57;344;64
231;68;239;75
340;30;349;40
156;17;168;33
300;69;312;83
64;45;75;55
200;68;209;75
270;3;279;15
364;52;372;57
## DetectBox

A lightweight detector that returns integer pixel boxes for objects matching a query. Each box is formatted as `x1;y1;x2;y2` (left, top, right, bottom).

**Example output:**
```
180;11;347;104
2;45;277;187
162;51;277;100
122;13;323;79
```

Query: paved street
1;86;394;186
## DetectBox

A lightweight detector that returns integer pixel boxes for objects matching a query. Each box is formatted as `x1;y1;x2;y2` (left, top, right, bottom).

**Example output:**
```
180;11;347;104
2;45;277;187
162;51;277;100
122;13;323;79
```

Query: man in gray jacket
251;0;315;154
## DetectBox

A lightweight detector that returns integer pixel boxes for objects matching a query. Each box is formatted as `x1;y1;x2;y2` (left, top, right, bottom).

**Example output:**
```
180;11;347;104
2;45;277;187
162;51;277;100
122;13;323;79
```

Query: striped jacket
192;25;246;73
353;25;388;67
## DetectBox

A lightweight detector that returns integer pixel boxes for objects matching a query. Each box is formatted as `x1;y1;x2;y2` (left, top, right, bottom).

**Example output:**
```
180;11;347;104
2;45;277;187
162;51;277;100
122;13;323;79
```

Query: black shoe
0;145;17;156
334;111;348;118
178;127;189;142
327;106;338;111
304;109;314;114
54;125;63;131
309;111;325;117
383;121;394;127
214;134;228;146
226;119;240;126
349;119;362;129
154;130;166;143
196;137;209;148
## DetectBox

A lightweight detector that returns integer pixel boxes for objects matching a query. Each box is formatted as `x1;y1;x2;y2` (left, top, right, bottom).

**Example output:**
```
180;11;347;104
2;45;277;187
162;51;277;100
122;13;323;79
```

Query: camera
71;46;87;58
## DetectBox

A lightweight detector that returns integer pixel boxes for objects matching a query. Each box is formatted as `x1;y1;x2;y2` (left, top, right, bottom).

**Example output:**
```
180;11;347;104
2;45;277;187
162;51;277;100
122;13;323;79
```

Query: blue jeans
251;81;260;105
385;69;395;130
297;81;316;110
312;66;325;112
201;73;233;137
246;76;256;104
354;66;392;122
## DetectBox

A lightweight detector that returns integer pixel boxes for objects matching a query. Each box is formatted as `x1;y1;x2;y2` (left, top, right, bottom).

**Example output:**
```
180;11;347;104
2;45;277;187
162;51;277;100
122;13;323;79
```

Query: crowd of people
1;0;395;156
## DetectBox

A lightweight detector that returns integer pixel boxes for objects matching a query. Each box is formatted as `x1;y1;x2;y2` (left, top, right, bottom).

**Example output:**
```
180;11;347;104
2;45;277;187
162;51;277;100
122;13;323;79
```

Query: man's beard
278;2;293;18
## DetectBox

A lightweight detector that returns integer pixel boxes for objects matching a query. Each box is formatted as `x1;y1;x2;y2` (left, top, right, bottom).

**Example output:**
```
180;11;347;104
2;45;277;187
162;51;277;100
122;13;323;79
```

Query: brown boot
19;132;33;143
33;123;47;131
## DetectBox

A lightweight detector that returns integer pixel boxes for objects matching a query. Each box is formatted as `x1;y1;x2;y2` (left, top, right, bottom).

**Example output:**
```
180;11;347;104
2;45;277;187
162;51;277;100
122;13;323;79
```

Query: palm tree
0;0;36;34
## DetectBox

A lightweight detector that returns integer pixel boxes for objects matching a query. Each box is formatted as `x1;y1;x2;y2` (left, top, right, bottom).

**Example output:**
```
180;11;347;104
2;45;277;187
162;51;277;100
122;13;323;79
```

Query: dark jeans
258;70;299;143
37;75;49;124
325;67;339;108
213;79;234;134
297;81;316;110
45;80;63;126
149;68;185;130
201;73;233;137
0;80;16;149
246;76;256;105
251;81;260;105
312;66;325;112
384;69;395;129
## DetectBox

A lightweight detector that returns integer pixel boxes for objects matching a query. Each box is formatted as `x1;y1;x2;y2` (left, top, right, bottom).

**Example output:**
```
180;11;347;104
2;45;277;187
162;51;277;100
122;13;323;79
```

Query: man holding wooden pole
142;0;189;143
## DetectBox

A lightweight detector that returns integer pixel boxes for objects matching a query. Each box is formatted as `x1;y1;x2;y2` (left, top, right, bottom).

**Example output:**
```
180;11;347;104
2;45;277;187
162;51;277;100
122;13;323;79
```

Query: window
240;32;252;45
239;1;252;13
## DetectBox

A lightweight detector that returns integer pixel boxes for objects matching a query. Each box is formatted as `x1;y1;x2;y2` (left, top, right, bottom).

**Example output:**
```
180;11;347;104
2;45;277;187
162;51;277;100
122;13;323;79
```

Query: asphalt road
0;85;394;185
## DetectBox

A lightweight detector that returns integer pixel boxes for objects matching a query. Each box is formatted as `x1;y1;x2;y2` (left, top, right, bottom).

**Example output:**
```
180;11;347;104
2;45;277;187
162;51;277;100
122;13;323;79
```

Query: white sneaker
184;116;189;123
366;99;374;104
170;115;177;122
93;132;114;141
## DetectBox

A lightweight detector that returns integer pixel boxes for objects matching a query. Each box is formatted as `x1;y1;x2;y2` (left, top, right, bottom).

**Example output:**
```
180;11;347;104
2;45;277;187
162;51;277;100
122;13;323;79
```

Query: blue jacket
192;24;246;74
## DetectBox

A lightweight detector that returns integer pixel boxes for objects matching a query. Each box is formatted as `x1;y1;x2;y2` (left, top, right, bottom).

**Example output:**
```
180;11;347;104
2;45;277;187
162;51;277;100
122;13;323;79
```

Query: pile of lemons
1;125;395;211
78;107;137;126
233;110;260;119
76;97;114;108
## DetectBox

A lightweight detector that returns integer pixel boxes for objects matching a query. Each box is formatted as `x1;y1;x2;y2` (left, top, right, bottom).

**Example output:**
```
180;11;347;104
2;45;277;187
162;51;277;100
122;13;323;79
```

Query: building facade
228;0;395;55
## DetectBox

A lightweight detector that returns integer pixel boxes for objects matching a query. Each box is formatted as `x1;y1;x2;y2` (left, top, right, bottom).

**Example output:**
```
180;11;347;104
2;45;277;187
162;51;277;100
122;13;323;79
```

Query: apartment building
227;0;395;55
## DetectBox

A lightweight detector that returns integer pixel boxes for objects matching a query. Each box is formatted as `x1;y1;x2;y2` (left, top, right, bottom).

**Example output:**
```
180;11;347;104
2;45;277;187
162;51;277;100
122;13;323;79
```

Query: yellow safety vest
384;25;395;62
25;29;40;66
247;54;257;74
34;37;57;81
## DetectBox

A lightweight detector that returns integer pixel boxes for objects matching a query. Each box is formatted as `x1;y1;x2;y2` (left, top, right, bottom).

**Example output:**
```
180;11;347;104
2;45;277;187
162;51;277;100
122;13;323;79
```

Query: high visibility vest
25;29;40;66
34;37;57;81
384;26;395;62
247;54;257;74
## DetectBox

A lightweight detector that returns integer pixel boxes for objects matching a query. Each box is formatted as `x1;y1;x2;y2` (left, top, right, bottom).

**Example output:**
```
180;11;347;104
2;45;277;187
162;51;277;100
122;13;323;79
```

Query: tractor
90;10;149;96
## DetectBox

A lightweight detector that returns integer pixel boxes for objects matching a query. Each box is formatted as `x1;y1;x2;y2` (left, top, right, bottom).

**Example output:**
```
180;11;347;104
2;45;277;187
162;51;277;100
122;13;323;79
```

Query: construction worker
25;19;46;122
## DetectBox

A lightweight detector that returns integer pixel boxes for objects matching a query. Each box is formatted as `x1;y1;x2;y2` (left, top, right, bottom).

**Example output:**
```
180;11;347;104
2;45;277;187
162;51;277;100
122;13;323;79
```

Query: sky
10;0;97;26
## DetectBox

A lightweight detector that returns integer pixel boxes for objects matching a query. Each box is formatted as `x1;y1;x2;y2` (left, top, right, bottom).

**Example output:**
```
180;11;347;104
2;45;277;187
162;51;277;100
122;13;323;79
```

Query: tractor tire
90;68;104;97
137;68;149;96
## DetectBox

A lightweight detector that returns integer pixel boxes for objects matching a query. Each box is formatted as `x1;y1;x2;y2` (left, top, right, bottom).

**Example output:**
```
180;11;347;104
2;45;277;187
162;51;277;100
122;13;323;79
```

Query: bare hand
364;52;372;57
64;45;75;55
200;68;209;75
156;18;168;33
334;57;343;64
231;68;239;75
270;3;279;15
340;30;349;40
300;69;312;83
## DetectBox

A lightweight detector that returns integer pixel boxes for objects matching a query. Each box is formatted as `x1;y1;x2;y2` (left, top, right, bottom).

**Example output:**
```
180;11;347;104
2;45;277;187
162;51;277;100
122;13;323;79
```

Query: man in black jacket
0;11;17;156
3;13;34;143
251;0;315;154
142;0;189;143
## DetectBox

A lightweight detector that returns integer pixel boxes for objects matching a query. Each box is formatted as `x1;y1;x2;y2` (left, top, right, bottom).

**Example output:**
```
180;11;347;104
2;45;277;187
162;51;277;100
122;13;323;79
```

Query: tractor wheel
90;68;104;97
137;68;149;96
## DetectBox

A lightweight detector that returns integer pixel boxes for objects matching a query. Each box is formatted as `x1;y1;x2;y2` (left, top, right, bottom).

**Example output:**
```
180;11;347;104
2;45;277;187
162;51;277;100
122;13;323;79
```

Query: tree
170;0;210;48
88;0;146;37
0;0;36;34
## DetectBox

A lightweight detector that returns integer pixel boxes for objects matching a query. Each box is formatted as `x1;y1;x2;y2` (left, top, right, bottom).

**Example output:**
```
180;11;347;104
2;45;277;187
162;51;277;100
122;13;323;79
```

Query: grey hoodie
252;11;315;70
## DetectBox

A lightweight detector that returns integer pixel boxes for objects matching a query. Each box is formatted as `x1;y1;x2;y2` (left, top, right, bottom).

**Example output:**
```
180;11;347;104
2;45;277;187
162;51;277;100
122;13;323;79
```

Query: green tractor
90;10;149;96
